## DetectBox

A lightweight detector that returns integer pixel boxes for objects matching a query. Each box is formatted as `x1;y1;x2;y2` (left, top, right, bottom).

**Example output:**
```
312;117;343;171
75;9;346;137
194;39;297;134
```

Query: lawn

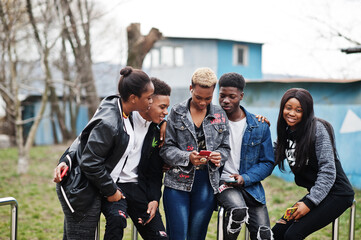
0;145;360;239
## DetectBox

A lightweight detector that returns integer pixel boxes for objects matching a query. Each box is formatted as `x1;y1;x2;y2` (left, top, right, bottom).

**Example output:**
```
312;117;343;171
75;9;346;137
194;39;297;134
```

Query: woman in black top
272;88;354;240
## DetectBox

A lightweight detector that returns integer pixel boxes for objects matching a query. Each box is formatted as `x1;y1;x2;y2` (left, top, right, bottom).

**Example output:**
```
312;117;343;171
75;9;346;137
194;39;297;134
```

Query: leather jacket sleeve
79;121;118;198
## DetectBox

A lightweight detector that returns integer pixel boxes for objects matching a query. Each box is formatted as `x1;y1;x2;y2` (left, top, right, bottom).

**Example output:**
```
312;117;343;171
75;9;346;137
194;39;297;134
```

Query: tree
54;30;81;139
0;0;39;173
23;0;63;173
56;0;100;119
127;23;162;69
0;0;19;143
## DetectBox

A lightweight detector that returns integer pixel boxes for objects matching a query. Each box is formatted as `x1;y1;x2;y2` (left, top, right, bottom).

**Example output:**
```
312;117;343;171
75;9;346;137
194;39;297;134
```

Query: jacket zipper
60;154;75;213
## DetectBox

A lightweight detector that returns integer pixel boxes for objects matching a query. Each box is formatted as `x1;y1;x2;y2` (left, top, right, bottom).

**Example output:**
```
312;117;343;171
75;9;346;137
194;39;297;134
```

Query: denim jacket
160;98;230;194
239;106;275;204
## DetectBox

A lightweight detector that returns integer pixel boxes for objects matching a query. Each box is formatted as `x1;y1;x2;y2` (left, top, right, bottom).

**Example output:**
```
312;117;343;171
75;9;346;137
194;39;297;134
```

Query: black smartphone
141;213;150;225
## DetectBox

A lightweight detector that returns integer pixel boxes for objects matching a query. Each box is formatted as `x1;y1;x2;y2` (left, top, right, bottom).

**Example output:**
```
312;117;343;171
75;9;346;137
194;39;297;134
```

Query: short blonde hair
191;67;217;87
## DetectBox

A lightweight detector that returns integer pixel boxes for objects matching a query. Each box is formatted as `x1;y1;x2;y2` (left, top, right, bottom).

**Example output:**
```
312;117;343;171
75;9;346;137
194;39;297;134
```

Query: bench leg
332;217;339;240
349;200;356;240
132;223;138;240
217;207;224;240
245;226;250;240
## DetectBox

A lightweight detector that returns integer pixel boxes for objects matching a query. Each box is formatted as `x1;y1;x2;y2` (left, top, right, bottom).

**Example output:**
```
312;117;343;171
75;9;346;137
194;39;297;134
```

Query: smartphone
283;207;298;220
60;166;69;178
199;150;211;156
141;214;150;225
225;178;237;183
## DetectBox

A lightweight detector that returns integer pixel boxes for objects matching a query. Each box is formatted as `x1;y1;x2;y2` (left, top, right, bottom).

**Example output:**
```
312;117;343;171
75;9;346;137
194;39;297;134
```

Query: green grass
0;145;360;239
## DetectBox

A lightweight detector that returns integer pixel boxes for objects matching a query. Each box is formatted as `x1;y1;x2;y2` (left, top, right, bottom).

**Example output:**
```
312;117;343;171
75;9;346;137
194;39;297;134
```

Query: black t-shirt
195;123;206;151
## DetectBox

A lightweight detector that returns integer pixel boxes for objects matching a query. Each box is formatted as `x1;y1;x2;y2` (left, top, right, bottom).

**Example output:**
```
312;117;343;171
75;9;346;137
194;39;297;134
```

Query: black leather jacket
59;95;164;213
77;95;130;197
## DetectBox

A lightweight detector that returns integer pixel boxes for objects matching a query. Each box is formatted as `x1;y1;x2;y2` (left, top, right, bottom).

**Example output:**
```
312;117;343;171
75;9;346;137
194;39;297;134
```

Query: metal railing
332;200;356;240
0;197;18;240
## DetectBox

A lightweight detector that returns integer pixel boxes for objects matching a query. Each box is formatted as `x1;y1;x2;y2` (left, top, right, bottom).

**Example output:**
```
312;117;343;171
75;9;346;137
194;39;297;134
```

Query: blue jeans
163;169;216;240
217;186;272;240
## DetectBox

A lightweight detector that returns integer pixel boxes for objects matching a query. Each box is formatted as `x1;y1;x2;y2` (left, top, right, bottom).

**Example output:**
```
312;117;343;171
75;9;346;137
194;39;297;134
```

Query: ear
128;94;137;104
240;92;244;101
189;85;193;93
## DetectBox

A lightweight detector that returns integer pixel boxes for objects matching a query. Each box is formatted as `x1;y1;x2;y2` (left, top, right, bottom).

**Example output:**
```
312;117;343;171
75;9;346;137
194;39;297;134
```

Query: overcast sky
94;0;361;79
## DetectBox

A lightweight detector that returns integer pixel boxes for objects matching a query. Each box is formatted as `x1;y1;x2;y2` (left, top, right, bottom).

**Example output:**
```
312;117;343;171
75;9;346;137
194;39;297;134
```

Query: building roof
163;36;264;45
247;78;361;83
18;61;121;100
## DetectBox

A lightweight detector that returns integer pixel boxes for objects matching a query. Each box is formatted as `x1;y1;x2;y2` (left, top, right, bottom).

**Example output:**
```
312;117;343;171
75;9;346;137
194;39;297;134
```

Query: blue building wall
145;38;219;107
146;38;218;89
217;40;262;79
243;81;361;189
145;37;263;107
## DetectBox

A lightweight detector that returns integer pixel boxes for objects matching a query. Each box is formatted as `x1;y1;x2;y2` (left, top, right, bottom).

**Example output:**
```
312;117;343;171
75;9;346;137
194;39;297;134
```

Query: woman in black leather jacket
53;66;154;240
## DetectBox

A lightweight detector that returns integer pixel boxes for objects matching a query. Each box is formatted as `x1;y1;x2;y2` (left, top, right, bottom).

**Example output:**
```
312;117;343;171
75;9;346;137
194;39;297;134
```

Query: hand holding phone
198;150;211;163
138;213;150;226
225;178;237;183
199;150;211;156
60;166;69;178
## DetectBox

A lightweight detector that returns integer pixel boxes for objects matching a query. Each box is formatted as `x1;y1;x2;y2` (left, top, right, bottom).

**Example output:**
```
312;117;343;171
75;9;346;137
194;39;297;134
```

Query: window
174;47;184;66
151;49;160;67
161;46;174;66
145;46;184;68
233;44;248;66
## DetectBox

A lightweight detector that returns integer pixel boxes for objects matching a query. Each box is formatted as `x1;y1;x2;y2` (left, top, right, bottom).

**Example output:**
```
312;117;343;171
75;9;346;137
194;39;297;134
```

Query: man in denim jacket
217;72;274;240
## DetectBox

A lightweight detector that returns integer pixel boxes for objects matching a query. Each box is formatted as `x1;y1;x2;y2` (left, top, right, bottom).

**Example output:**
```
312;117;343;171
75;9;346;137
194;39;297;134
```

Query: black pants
56;183;101;240
272;194;354;240
101;183;168;240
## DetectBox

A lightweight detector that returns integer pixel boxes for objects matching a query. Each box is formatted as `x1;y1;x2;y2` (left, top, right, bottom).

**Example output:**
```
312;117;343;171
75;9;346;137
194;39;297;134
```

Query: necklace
122;111;129;119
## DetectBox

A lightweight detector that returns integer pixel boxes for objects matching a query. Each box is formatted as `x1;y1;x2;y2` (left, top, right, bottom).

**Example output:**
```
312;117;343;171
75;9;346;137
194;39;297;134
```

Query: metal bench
0;197;18;240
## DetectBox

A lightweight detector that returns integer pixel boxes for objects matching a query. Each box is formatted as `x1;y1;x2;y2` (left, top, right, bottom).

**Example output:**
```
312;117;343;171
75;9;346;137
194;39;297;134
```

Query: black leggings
272;194;354;240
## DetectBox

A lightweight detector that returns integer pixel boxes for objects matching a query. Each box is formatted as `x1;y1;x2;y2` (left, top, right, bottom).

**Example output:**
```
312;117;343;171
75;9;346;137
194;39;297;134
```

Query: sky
93;0;361;79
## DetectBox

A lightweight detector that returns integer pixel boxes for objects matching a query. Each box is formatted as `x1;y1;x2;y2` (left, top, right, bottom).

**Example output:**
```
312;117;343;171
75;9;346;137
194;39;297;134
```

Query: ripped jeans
217;186;272;240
